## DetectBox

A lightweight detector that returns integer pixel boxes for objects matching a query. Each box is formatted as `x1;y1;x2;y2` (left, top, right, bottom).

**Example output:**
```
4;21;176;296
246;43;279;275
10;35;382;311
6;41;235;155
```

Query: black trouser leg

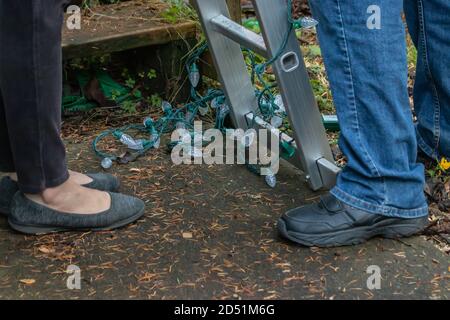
0;89;15;172
0;0;69;193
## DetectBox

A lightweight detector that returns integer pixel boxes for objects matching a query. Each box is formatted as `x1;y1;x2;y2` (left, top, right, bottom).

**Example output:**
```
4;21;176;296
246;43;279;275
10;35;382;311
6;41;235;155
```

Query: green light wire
93;1;314;164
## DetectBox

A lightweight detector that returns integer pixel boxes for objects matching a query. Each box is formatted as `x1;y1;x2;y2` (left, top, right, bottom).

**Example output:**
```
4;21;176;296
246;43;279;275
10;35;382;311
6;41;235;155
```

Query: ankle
36;179;79;206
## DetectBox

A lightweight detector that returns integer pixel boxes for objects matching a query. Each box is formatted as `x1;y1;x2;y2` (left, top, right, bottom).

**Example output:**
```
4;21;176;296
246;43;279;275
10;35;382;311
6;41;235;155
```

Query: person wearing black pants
0;0;145;234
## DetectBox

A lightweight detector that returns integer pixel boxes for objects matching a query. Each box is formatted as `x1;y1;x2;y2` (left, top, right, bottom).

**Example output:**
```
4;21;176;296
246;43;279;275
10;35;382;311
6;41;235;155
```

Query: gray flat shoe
8;192;145;235
0;173;120;217
0;177;19;216
83;173;120;193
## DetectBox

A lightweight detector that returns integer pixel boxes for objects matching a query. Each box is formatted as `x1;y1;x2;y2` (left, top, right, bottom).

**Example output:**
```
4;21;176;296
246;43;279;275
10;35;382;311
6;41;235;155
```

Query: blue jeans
308;0;449;218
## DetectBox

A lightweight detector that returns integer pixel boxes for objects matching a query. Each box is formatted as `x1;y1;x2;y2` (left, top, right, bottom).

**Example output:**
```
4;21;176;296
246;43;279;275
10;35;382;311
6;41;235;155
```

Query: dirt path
0;138;448;299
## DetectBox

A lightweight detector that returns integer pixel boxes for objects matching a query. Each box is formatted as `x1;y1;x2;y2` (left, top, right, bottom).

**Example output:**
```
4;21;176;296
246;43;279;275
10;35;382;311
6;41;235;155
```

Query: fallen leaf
38;246;54;254
182;232;193;239
20;279;36;285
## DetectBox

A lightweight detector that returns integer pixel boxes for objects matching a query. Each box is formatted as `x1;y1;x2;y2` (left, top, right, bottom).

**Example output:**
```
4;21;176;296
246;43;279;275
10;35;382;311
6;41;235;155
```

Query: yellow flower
440;157;450;171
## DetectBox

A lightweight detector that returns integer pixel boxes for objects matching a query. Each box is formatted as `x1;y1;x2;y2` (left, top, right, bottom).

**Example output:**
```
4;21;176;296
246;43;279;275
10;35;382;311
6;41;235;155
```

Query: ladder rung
210;15;268;58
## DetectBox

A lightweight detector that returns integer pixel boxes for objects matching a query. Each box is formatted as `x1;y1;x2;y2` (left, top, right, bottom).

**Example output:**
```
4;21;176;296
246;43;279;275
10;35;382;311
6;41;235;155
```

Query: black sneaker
278;193;428;247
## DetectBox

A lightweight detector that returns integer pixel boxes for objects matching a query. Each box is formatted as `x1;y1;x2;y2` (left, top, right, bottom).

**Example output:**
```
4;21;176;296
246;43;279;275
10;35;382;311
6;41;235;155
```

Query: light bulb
101;157;113;169
300;17;318;29
271;115;283;128
265;174;277;188
189;63;201;88
161;101;172;114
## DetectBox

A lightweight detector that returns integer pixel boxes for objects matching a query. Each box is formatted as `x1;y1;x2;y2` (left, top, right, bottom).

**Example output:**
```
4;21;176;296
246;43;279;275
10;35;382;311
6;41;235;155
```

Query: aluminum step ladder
192;0;340;191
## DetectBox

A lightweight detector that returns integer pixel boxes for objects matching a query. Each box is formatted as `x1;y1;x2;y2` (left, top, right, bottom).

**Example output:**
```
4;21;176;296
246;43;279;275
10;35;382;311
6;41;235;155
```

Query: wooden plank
226;0;242;24
189;0;241;23
62;1;240;79
63;22;197;59
61;1;198;102
62;0;197;59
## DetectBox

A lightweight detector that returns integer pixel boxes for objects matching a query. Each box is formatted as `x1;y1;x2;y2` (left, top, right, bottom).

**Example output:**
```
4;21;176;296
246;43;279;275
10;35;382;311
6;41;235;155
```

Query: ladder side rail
192;0;259;130
252;0;338;190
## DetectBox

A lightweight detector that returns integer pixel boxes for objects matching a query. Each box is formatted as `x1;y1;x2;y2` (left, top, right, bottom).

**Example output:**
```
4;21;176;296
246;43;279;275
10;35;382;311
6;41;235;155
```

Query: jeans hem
17;170;70;194
331;187;429;219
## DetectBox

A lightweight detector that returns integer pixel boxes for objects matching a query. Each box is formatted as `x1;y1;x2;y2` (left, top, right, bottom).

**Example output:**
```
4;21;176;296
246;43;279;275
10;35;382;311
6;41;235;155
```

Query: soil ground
0;0;448;301
0;136;448;300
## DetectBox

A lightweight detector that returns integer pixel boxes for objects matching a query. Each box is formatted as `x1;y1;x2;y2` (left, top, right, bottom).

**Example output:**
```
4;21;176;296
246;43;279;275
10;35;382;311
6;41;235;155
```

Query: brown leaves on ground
423;175;450;249
19;279;36;285
425;177;450;213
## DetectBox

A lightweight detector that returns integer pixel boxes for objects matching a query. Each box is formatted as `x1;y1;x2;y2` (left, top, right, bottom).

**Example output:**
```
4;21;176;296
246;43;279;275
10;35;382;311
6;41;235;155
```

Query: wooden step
62;0;197;59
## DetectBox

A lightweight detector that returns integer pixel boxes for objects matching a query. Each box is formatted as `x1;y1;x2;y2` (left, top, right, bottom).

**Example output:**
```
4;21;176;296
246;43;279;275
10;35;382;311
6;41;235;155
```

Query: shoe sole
8;207;145;235
277;218;427;247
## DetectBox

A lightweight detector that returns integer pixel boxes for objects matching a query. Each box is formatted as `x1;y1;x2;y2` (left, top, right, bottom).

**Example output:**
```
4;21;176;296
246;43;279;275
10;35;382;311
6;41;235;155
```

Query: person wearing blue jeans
278;0;449;246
